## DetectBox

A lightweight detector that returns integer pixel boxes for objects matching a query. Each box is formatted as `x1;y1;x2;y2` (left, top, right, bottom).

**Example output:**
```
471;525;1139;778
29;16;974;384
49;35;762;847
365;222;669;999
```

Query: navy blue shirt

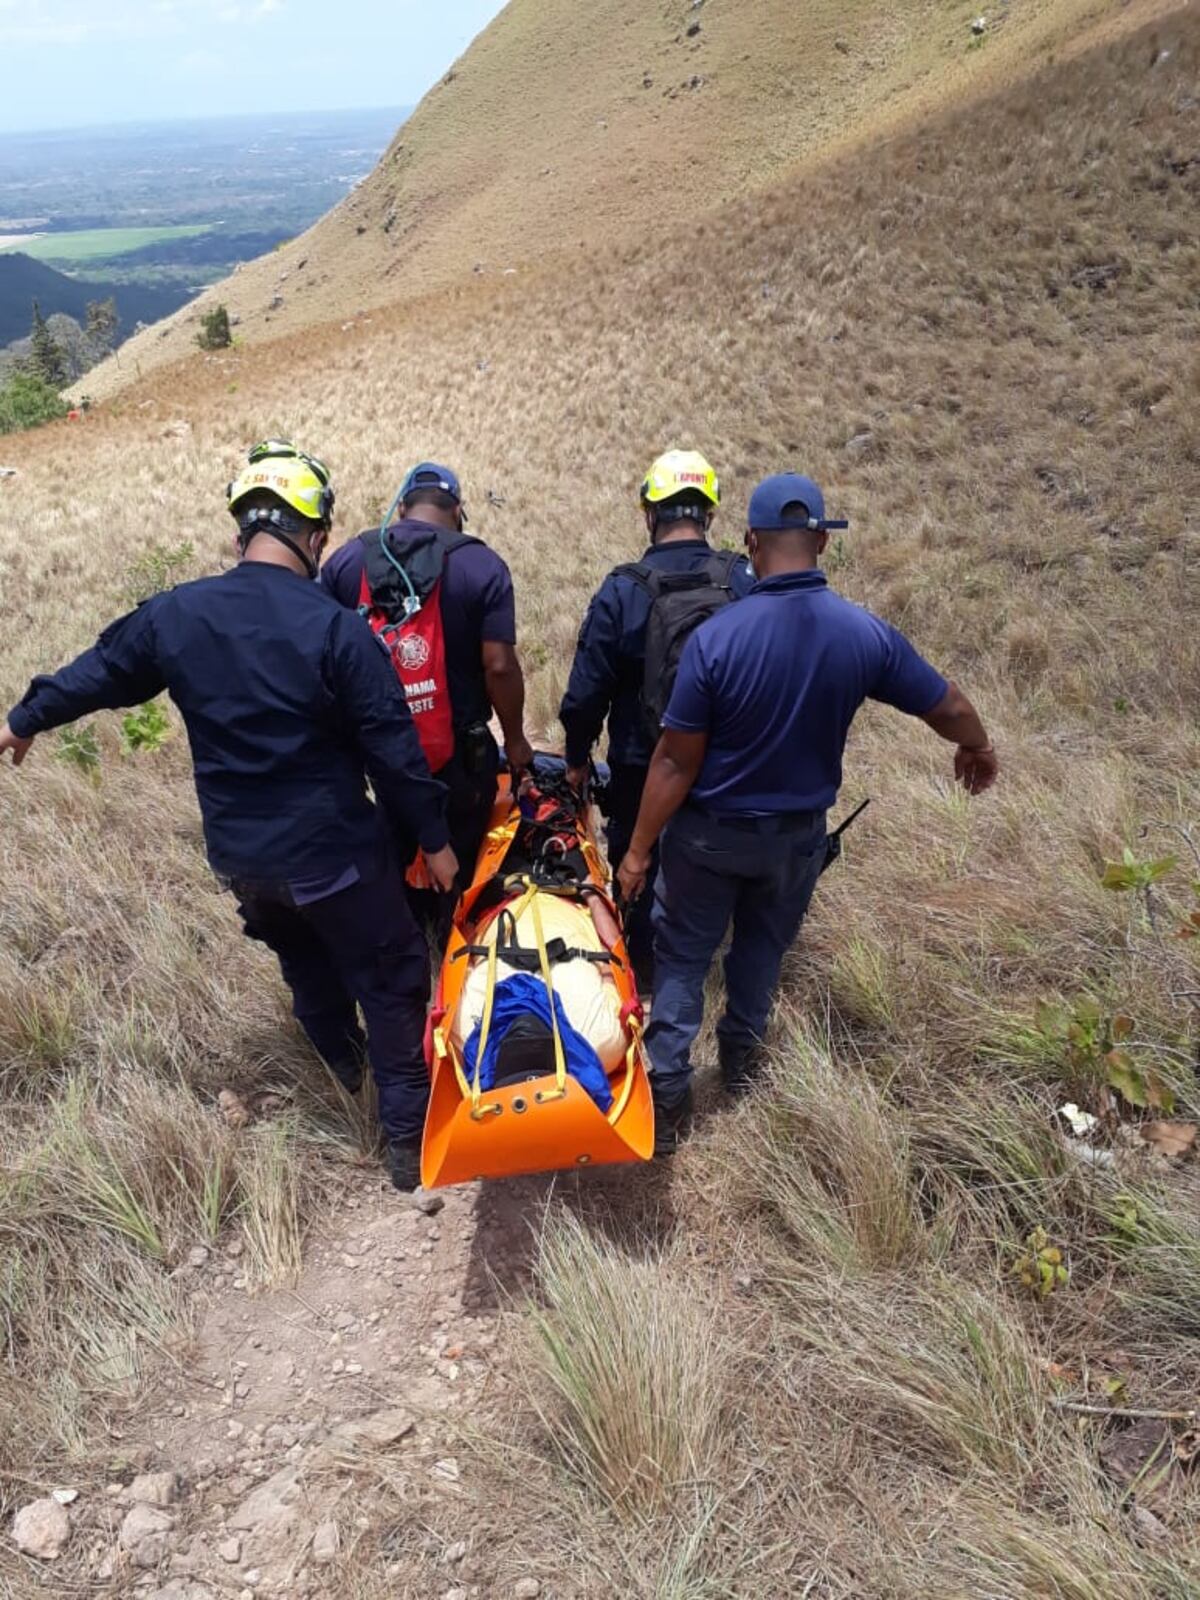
559;540;755;768
664;569;948;813
7;562;449;881
320;519;516;730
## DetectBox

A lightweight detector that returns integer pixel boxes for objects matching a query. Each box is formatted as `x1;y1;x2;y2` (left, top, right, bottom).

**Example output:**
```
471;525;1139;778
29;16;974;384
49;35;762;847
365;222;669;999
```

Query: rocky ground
10;1165;571;1599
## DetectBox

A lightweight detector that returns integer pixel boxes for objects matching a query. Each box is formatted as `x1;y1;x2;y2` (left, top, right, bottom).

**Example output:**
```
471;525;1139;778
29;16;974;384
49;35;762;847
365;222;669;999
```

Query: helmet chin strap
237;507;320;579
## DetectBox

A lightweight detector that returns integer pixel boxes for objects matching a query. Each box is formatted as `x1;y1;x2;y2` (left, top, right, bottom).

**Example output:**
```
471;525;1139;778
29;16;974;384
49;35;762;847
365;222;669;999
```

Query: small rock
228;1465;301;1535
119;1503;176;1568
187;1246;210;1269
433;1457;460;1482
412;1190;445;1216
217;1536;242;1563
51;1487;79;1505
844;430;874;456
514;1582;542;1600
243;1569;263;1585
444;1539;468;1564
312;1520;340;1564
225;1239;244;1259
218;1089;251;1129
445;1590;469;1600
0;466;19;478
128;1470;180;1507
12;1498;71;1561
1132;1505;1170;1541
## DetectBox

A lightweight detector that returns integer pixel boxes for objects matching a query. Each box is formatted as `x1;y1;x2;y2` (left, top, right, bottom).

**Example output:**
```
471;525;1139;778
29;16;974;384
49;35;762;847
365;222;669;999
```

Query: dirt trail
67;1157;674;1599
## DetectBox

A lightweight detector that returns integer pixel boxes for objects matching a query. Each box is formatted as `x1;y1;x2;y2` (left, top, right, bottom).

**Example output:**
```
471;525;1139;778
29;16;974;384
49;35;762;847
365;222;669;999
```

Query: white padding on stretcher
451;894;627;1070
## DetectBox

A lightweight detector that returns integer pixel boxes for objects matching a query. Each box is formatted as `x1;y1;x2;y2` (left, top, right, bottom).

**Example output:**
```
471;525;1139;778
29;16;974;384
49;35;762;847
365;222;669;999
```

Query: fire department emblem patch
398;634;431;671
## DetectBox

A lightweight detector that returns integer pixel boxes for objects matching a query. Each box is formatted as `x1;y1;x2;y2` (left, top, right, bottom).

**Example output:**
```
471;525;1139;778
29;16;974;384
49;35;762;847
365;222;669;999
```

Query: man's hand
425;844;460;894
0;721;33;767
617;846;653;907
506;734;534;778
955;743;998;795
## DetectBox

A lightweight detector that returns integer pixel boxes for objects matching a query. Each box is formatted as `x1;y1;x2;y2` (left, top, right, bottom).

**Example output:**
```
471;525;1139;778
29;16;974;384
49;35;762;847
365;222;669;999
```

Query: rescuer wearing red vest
320;463;533;934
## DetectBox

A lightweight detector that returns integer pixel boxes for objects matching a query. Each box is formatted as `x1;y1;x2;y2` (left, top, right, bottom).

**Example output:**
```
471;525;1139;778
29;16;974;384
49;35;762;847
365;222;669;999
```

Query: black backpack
614;549;743;742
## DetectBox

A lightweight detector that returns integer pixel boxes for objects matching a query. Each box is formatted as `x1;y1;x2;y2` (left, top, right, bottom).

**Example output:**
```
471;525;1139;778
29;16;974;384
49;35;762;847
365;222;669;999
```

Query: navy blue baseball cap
400;461;466;513
747;473;848;533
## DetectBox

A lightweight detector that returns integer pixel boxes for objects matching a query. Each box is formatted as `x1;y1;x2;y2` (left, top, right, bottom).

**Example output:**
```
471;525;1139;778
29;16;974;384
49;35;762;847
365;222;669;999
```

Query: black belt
686;805;824;835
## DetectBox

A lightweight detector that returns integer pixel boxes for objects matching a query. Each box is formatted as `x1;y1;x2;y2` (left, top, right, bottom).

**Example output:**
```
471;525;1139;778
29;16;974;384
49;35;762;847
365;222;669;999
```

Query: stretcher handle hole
512;1096;528;1115
576;1154;592;1166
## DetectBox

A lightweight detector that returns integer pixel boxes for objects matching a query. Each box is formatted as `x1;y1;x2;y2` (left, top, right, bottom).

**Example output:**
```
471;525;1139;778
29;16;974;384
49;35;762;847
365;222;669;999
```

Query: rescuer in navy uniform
559;449;753;991
617;472;999;1151
0;442;453;1192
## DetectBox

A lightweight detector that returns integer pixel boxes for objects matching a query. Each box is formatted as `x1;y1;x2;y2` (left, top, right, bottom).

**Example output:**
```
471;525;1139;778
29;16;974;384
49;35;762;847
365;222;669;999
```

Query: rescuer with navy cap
617;471;999;1152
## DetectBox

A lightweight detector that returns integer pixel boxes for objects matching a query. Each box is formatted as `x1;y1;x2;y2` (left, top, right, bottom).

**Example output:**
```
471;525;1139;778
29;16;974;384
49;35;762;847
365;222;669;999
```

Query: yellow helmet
640;449;720;508
228;450;334;529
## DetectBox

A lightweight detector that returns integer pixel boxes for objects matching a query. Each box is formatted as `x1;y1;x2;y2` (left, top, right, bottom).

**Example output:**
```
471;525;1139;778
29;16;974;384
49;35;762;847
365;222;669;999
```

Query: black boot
386;1137;423;1192
329;1060;363;1095
651;1085;694;1157
719;1038;766;1100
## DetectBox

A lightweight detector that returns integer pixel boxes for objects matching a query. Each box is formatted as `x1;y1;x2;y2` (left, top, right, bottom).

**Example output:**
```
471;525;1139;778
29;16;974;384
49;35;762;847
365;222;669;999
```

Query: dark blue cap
747;472;848;533
401;462;463;504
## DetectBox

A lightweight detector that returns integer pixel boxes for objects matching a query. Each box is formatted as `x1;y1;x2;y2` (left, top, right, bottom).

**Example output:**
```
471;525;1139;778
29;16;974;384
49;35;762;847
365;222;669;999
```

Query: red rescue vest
357;525;477;774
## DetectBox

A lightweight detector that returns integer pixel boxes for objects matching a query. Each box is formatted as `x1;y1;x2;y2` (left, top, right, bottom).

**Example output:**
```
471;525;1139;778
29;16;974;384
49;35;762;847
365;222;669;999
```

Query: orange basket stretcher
420;772;655;1188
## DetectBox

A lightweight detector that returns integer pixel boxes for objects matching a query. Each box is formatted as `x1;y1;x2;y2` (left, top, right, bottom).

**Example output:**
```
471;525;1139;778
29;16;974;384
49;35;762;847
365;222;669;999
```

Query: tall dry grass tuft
720;1018;926;1273
521;1212;728;1517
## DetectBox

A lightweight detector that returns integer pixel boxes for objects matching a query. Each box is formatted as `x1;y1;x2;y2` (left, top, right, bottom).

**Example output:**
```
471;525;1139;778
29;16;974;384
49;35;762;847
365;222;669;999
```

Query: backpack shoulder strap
611;561;665;599
705;549;744;586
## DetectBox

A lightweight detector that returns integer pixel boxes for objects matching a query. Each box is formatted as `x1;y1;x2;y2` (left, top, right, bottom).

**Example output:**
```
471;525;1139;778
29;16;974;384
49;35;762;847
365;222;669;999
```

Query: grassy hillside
0;3;1198;1595
80;0;1171;400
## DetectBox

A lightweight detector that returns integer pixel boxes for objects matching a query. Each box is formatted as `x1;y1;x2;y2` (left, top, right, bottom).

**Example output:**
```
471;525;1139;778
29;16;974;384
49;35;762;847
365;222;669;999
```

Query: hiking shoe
651;1086;694;1157
719;1038;765;1100
386;1138;423;1192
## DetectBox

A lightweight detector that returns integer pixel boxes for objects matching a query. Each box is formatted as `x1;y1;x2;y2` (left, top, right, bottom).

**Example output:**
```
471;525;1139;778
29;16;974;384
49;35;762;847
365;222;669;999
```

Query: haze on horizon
0;0;508;134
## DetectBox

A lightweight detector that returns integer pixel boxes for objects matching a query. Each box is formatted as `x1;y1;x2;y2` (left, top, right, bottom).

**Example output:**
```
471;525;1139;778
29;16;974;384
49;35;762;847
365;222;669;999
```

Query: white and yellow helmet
640;449;721;509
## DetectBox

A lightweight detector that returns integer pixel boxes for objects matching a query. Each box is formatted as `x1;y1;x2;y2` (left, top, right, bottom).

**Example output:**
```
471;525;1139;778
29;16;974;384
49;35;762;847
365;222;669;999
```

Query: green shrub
0;370;68;435
195;304;232;351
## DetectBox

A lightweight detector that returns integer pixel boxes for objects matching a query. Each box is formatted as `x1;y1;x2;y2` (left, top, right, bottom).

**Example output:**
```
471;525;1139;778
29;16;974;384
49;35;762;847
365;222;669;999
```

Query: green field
0;224;211;264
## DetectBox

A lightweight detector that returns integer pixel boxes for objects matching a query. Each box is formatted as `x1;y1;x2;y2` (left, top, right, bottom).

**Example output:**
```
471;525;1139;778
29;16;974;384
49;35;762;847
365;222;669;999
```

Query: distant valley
0;107;408;385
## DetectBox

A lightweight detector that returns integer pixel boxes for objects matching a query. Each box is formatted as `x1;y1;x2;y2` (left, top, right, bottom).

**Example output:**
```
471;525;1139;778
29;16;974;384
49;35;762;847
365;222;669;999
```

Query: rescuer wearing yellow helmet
559;449;753;991
1;440;455;1192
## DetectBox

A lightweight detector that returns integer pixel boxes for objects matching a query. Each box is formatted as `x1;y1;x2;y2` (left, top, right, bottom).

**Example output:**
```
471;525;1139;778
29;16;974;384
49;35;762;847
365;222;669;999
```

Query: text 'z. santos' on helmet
640;449;721;511
228;439;335;532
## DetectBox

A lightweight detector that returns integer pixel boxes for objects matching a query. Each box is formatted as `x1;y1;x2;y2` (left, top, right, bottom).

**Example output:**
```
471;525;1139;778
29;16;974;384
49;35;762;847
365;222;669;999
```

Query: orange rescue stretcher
420;768;655;1188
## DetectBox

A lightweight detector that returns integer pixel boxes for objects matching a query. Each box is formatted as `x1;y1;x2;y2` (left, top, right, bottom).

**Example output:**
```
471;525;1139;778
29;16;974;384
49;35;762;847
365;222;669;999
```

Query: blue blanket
463;972;614;1112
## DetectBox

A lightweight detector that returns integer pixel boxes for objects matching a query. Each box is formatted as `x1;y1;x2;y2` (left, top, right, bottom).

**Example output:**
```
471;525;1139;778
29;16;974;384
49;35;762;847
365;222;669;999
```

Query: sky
0;0;509;132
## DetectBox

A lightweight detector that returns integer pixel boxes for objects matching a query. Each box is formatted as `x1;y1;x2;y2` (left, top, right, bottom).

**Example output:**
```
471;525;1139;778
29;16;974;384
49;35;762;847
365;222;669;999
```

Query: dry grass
0;3;1198;1595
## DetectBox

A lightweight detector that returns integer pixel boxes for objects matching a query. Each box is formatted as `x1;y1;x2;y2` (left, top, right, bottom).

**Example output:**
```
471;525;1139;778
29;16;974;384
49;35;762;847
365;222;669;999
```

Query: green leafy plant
120;698;171;756
54;724;101;780
1012;1226;1068;1298
120;540;194;606
0;369;68;435
1034;999;1174;1114
1100;847;1177;893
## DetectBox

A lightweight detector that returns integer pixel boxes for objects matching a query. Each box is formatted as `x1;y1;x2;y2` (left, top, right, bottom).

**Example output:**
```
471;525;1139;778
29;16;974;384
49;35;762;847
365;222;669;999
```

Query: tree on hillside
196;304;232;352
29;301;67;388
85;297;120;357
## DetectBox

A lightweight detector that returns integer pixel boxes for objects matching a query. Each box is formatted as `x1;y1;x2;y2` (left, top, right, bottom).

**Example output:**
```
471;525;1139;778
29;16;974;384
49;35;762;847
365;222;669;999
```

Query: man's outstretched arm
922;681;998;794
2;605;166;765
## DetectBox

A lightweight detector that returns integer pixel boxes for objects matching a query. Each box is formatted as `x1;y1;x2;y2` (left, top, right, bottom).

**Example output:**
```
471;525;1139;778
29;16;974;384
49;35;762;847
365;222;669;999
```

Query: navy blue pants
234;866;431;1142
645;806;827;1110
605;761;656;991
